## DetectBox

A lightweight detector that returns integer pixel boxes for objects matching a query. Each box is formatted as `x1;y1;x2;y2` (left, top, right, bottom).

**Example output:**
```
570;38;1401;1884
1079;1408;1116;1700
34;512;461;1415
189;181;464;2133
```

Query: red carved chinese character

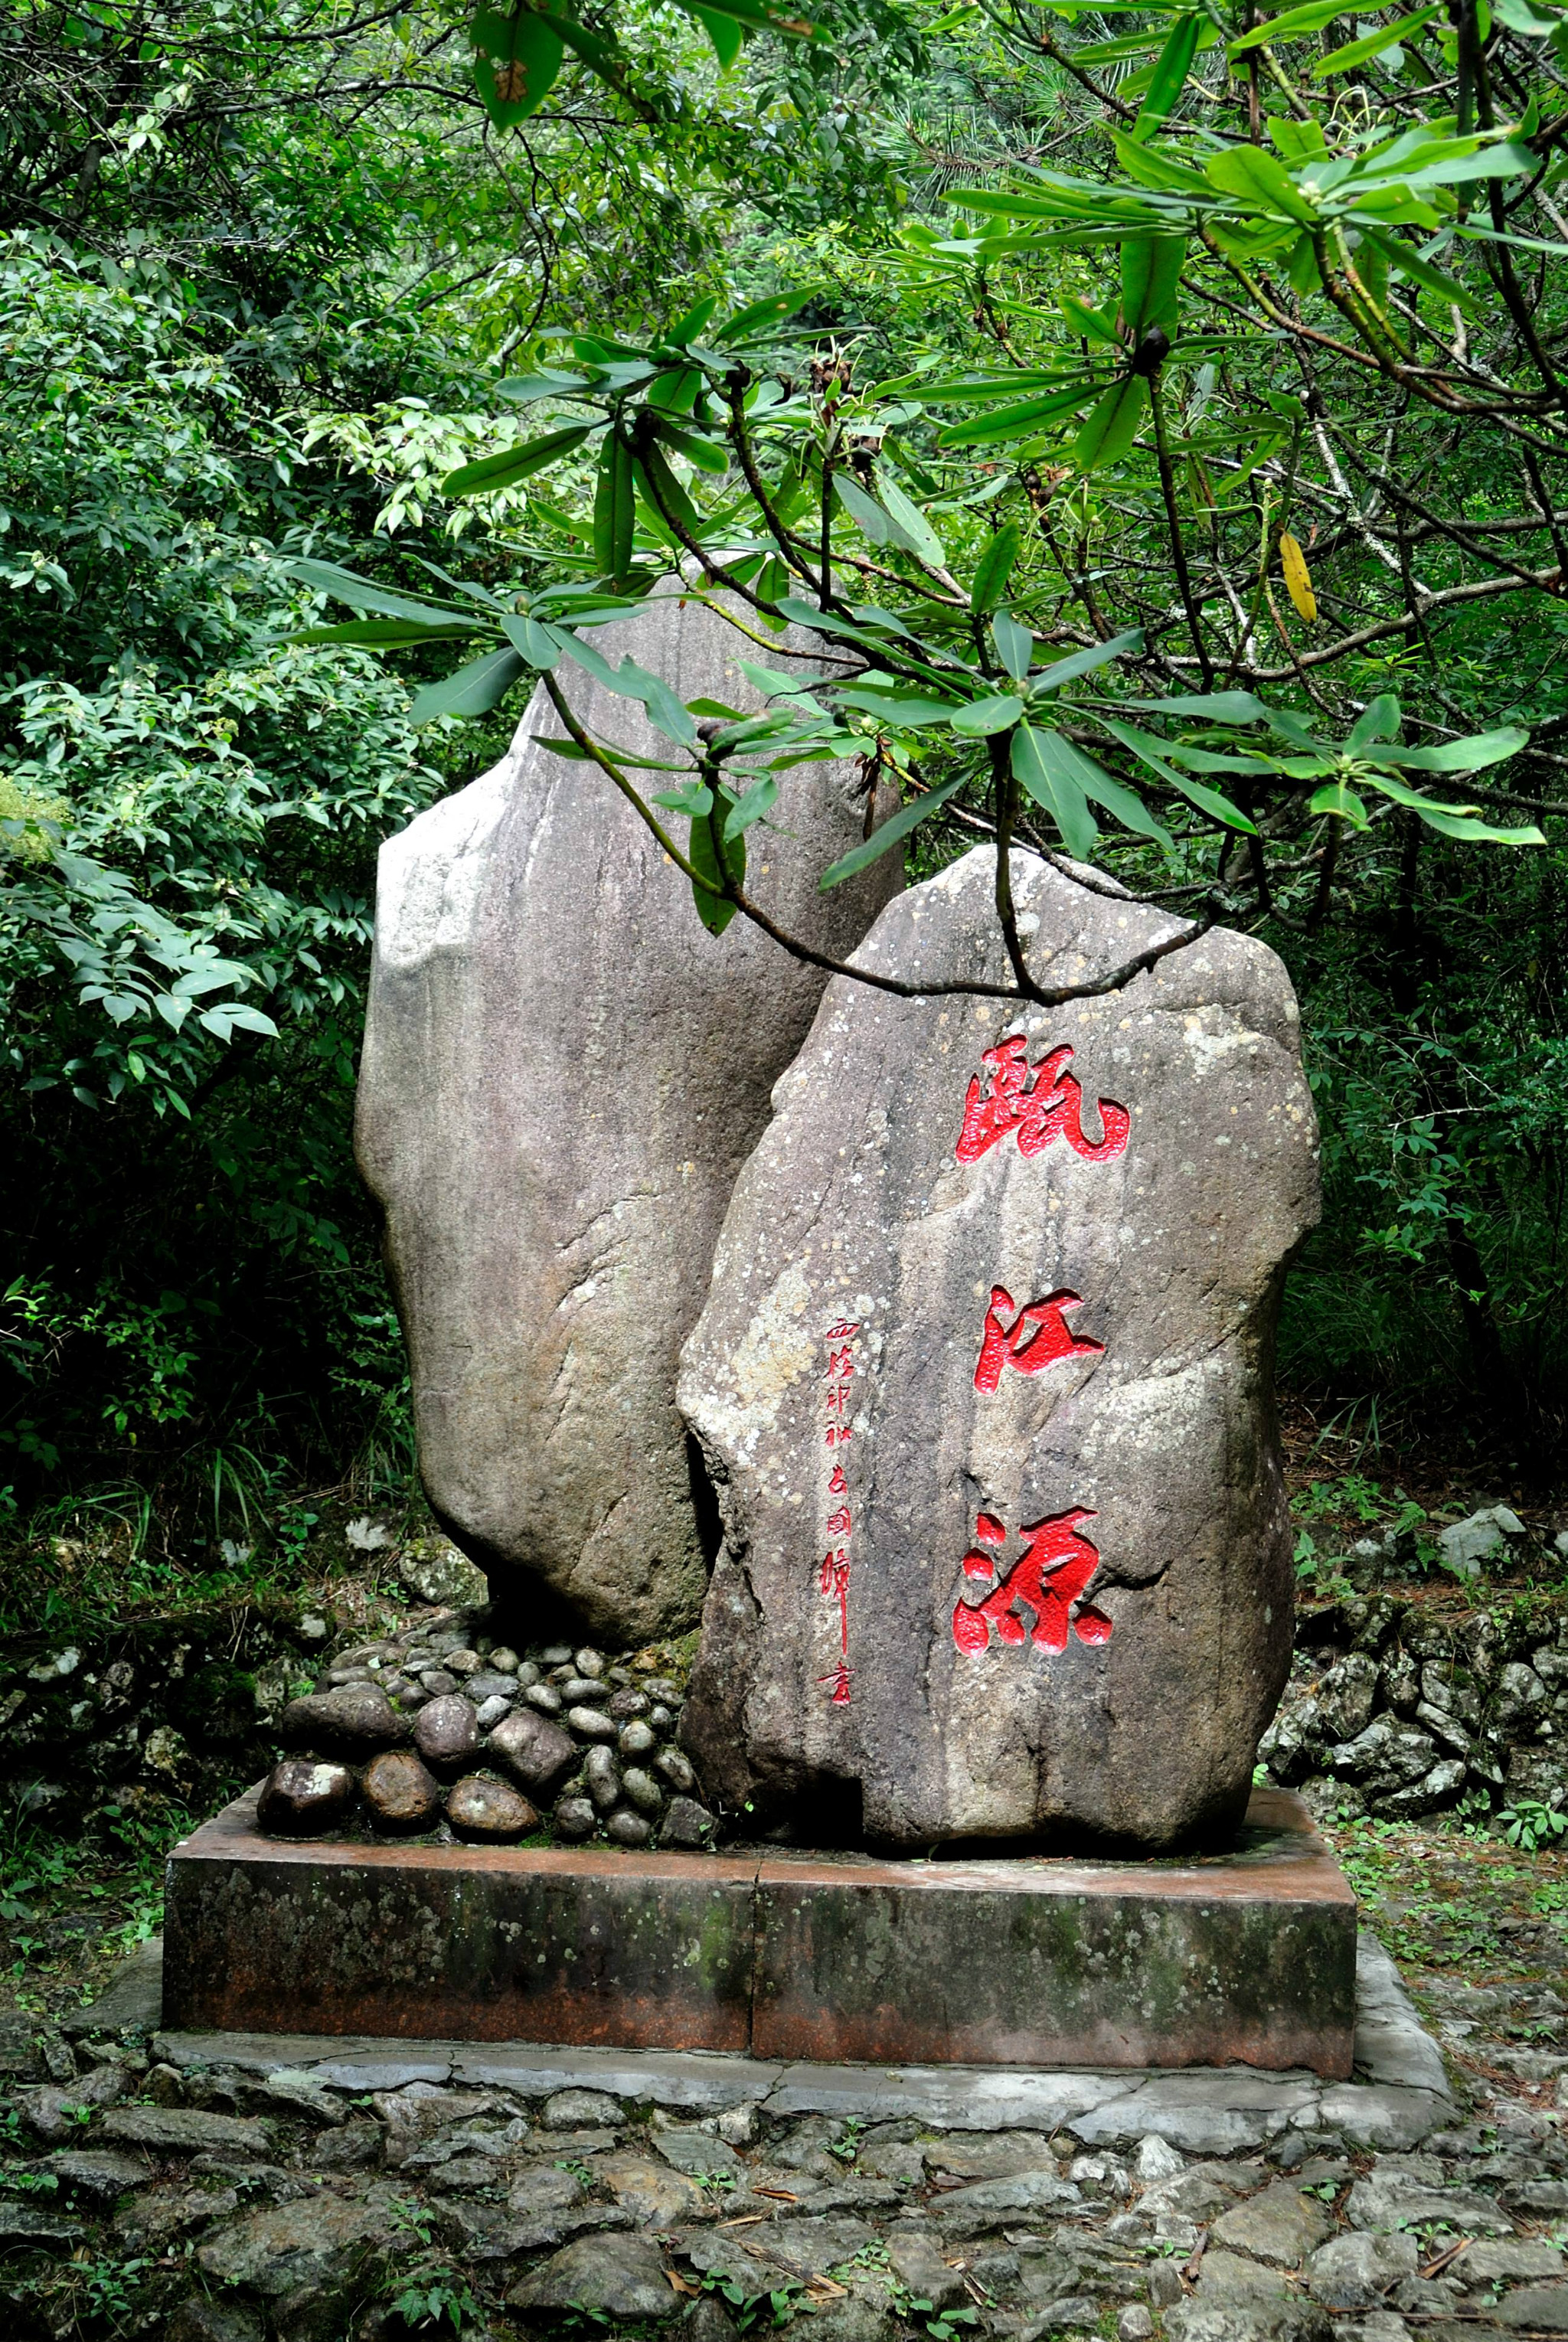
825;1384;850;1415
952;1507;1114;1654
825;1426;854;1448
956;1036;1129;1166
828;1463;848;1494
828;1346;855;1380
825;1318;861;1340
818;1546;852;1704
974;1286;1104;1394
825;1505;853;1536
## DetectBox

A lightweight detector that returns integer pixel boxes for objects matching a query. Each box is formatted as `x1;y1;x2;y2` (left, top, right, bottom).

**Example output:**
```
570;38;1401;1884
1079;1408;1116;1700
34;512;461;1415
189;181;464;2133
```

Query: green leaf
835;688;959;725
1308;779;1372;827
688;806;745;934
776;595;920;648
880;477;948;569
1036;629;1144;690
1347;693;1401;750
442;423;596;498
672;0;818;33
606;657;698;746
714;289;819;344
533;733;688;772
916;370;1089;405
1285;234;1323;293
1099;717;1259;828
499;612;567;668
1111;129;1214;194
1313;3;1441;70
289;618;477;648
636;442;701;541
952;693;1024;736
470;6;565;129
688;2;745;59
818;773;968;888
1061;294;1120;345
1066;740;1174;847
1013;722;1099;859
1121;234;1186;336
1230;0;1348;52
1125;690;1271;723
1354;227;1475;315
1494;0;1562;31
535;7;626;75
724;775;778;837
1375;725;1527;771
834;472;892;545
647;367;703;418
1071;24;1173;61
1204;145;1320;221
593;431;635;581
652;782;714;815
971;522;1022;614
495;371;589;403
1357;768;1480;816
409;646;528;726
1400;141;1537;191
738;660;825;702
1073;375;1148;472
288;560;468;626
1400;805;1545;843
650;418;729;472
1156;743;1276;773
1269;114;1328;162
1132;11;1201;138
992;612;1034;680
938;384;1100;447
558;629;622;689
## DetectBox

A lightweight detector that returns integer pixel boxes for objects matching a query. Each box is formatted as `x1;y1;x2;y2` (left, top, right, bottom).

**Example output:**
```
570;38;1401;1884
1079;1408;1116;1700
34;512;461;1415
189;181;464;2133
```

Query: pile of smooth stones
256;1612;715;1851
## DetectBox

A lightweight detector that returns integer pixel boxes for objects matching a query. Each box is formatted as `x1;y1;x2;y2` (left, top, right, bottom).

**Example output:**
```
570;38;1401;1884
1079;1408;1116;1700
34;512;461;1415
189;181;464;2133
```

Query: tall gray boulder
356;596;898;1645
677;846;1320;1850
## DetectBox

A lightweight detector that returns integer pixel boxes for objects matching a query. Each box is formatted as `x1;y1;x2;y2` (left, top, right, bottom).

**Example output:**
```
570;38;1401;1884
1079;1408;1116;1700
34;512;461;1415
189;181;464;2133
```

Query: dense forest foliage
2;0;1565;1612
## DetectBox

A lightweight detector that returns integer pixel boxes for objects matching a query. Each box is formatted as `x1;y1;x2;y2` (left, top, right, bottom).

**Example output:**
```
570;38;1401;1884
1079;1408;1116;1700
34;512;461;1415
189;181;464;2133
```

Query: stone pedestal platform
162;1786;1356;2077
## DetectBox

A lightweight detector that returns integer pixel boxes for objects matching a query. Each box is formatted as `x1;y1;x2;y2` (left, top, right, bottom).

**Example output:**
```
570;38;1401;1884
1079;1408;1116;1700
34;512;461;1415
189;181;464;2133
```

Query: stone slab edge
77;1926;1452;2151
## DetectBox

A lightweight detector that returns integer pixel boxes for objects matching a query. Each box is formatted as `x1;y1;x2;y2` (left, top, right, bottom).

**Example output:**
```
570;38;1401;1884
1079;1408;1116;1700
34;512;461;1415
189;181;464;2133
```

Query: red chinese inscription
818;1320;861;1704
956;1037;1129;1166
974;1286;1103;1394
952;1507;1113;1656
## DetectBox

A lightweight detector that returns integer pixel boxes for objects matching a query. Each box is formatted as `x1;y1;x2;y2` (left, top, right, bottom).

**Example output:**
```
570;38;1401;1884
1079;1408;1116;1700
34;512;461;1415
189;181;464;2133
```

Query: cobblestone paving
5;1813;1568;2342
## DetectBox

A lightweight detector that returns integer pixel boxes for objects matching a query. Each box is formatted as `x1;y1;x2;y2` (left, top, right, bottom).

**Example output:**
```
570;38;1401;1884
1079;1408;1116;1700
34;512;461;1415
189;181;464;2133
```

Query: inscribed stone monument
678;845;1320;1850
356;596;898;1643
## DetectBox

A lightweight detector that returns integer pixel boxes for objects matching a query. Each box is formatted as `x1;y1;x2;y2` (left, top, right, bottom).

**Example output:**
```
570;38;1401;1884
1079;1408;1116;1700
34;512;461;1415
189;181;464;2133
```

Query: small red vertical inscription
952;1507;1113;1655
973;1286;1104;1394
818;1318;860;1705
956;1037;1129;1165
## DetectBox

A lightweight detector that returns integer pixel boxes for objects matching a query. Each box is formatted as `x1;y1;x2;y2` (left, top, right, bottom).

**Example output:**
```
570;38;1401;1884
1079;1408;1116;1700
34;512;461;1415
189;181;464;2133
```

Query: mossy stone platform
162;1785;1356;2075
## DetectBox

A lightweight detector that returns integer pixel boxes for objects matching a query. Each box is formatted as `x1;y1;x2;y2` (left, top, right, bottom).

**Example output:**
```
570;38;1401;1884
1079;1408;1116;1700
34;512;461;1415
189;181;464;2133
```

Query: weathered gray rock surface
678;846;1318;1849
357;595;898;1643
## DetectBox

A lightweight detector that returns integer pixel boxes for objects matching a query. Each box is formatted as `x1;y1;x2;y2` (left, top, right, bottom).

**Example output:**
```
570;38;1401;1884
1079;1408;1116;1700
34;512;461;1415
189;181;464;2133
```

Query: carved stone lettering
678;847;1320;1850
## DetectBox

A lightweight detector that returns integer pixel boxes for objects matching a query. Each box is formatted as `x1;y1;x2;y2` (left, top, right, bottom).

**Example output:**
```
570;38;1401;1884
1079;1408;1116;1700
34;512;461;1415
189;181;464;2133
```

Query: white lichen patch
688;1261;818;1455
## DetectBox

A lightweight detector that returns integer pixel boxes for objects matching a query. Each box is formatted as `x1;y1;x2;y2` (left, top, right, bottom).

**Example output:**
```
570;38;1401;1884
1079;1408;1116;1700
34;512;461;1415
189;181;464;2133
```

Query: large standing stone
357;596;899;1644
678;847;1318;1850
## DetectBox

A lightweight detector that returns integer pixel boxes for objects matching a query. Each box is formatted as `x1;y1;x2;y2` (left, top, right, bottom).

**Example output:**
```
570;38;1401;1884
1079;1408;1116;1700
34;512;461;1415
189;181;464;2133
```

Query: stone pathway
10;1927;1568;2341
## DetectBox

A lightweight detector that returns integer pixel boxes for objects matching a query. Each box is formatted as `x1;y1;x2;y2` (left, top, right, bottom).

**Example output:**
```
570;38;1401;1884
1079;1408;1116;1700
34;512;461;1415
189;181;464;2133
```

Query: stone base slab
75;1935;1452;2154
163;1786;1356;2076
